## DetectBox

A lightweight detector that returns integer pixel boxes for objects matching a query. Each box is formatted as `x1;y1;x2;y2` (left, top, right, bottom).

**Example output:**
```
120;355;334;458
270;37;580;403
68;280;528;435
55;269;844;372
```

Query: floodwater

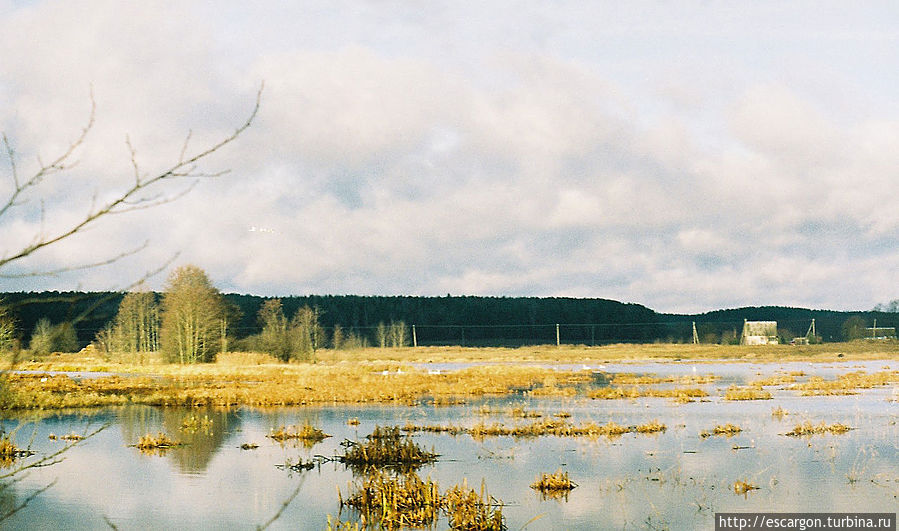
2;361;898;530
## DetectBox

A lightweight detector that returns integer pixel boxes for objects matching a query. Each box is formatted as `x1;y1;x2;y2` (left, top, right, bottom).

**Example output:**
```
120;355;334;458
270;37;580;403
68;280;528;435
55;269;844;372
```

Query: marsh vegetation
0;348;897;529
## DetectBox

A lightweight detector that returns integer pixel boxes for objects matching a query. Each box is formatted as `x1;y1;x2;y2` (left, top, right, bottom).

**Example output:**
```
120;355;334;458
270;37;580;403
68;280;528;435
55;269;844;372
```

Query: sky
1;1;898;314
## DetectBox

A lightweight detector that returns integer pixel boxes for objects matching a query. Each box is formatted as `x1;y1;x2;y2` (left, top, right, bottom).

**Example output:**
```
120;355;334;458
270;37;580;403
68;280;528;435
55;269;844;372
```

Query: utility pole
556;323;560;346
412;324;417;348
692;321;699;344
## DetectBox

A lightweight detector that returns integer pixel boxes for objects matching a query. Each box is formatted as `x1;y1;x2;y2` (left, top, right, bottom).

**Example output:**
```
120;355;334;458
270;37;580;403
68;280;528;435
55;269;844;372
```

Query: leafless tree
160;264;224;364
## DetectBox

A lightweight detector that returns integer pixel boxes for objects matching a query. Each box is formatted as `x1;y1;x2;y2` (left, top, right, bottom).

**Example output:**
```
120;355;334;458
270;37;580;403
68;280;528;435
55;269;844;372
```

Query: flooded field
2;360;898;530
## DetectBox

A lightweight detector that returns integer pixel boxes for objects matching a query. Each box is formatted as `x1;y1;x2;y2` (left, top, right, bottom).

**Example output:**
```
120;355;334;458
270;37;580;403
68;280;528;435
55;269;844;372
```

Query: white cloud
2;1;898;313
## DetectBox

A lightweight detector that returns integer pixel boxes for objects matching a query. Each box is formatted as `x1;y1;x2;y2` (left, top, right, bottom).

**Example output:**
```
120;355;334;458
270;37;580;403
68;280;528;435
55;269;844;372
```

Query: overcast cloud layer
1;1;898;313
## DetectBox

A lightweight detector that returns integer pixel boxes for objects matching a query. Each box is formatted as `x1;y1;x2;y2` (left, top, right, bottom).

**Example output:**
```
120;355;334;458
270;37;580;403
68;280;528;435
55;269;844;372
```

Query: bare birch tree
160;265;223;364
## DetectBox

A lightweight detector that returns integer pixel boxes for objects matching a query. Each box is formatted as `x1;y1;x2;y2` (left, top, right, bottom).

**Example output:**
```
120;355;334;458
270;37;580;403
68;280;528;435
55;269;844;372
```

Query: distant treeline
1;291;897;347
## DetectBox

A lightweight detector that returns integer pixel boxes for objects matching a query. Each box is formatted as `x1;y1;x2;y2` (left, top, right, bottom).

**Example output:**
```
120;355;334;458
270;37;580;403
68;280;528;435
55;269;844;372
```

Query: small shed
740;320;779;345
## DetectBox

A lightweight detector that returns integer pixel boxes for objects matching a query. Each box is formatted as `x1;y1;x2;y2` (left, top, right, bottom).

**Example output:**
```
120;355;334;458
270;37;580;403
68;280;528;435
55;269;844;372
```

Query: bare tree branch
0;241;150;279
0;84;262;273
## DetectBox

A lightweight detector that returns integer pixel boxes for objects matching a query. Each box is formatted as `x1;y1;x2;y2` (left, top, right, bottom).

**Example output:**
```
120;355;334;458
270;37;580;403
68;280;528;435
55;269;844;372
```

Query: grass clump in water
700;423;743;438
784;421;852;437
530;470;578;500
0;434;33;467
444;478;506;531
135;432;180;455
337;472;505;531
403;419;664;439
339;426;438;471
339;469;441;528
588;387;707;402
789;371;898;396
267;422;330;446
723;386;772;400
325;515;361;531
733;480;759;495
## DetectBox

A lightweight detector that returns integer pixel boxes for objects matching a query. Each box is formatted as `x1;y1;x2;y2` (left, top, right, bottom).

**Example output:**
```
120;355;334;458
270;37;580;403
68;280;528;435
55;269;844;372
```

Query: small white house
740;320;779;345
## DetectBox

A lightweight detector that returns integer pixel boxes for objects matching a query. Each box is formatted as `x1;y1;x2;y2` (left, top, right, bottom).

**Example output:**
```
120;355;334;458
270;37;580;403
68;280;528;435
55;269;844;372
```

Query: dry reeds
733;480;758;495
267;423;330;446
403;419;665;439
135;432;180;455
723;386;772;400
443;478;506;531
588;387;708;401
339;469;441;528
783;421;852;437
530;470;578;500
789;371;898;396
611;373;717;385
700;424;743;438
325;515;361;531
339;426;438;471
337;472;505;531
0;434;33;467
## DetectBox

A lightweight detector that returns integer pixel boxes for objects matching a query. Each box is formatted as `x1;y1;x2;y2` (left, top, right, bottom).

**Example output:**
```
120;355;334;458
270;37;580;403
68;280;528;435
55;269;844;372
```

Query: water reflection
118;406;240;474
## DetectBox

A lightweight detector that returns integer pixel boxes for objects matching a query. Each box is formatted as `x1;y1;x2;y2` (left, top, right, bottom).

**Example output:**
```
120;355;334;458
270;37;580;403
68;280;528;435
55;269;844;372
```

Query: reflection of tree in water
118;406;239;474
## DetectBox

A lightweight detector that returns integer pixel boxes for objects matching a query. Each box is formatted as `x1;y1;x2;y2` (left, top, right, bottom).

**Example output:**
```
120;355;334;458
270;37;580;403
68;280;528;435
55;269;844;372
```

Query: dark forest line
1;291;896;347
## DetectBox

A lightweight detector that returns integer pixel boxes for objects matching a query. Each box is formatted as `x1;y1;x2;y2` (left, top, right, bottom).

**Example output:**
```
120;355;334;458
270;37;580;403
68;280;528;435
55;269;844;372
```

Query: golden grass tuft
267;423;330;446
443;478;506;531
611;373;718;385
700;423;743;438
723;386;772;401
340;469;441;529
403;419;664;440
783;421;852;437
588;386;707;401
325;515;361;531
733;480;758;495
789;370;898;396
135;432;180;455
530;470;578;500
339;426;438;471
337;472;506;531
0;434;33;467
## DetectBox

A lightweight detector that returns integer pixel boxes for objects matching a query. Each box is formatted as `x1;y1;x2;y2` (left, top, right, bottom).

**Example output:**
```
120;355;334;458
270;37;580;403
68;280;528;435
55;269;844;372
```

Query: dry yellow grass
788;371;898;396
3;342;896;411
530;470;577;500
723;386;772;400
699;423;743;438
588;386;708;401
403;419;664;439
783;421;852;437
135;432;180;455
733;480;758;495
267;423;330;445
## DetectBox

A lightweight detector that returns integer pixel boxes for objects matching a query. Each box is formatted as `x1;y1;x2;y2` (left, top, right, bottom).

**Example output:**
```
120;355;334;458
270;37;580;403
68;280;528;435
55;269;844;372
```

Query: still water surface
2;361;898;530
